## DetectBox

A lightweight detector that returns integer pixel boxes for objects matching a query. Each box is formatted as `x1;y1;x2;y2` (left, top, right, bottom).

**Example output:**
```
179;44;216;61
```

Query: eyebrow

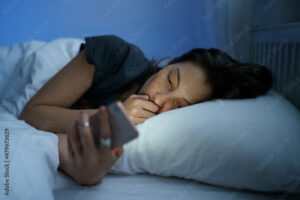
177;67;191;105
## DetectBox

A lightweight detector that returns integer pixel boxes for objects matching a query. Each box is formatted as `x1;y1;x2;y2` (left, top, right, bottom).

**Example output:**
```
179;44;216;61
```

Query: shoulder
85;34;128;55
83;34;130;64
84;34;148;59
86;34;124;42
83;34;149;72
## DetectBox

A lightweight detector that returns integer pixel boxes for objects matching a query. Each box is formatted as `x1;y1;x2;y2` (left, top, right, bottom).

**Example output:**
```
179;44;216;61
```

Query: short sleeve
84;35;129;86
81;35;151;105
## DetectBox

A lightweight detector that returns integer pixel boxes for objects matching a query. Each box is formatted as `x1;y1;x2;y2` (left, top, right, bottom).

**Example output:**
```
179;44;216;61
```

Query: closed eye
168;70;183;108
168;72;173;88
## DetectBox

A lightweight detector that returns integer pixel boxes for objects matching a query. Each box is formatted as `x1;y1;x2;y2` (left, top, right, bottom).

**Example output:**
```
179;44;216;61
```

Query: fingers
130;117;147;125
142;101;159;113
136;107;156;118
136;117;147;125
98;106;112;150
130;94;149;100
130;95;159;113
67;120;82;158
78;110;96;156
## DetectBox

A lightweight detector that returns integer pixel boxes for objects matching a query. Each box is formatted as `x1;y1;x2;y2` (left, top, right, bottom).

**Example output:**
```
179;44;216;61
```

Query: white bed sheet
54;171;300;200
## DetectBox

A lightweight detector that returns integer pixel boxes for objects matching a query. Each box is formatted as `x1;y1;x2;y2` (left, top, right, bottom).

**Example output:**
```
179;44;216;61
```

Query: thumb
131;94;149;100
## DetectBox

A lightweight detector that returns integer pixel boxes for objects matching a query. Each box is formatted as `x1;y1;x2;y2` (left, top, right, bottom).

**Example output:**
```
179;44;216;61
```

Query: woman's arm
22;105;99;134
19;49;98;133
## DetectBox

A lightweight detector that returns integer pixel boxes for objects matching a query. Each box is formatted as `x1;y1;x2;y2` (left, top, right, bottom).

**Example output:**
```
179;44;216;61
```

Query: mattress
54;172;300;200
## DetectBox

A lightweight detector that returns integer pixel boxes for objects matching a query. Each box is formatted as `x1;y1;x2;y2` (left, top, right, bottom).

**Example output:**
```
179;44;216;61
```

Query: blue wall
0;0;198;60
1;0;299;62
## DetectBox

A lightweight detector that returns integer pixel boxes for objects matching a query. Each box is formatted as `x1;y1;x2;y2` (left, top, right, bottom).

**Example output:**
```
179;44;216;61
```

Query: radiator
249;22;300;110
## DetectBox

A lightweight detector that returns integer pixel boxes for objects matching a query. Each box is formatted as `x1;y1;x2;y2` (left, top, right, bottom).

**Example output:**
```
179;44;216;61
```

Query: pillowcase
110;88;300;193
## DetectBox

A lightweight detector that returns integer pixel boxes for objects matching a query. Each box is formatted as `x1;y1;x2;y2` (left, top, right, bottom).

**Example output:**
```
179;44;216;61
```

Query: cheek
159;102;176;113
145;74;160;91
147;74;156;86
148;76;167;93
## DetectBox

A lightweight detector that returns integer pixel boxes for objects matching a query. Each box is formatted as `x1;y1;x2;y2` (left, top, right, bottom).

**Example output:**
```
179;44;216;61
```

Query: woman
18;35;272;185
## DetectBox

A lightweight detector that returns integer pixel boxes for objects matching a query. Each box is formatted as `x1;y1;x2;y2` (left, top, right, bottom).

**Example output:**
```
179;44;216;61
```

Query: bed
54;172;298;200
0;23;300;200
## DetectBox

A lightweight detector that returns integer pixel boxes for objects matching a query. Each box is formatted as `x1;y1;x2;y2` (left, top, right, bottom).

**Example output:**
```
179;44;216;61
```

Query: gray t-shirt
70;35;151;108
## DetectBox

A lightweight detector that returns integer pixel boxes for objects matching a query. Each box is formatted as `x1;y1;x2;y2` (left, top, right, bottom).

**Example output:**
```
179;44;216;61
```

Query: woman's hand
122;94;159;125
58;107;124;186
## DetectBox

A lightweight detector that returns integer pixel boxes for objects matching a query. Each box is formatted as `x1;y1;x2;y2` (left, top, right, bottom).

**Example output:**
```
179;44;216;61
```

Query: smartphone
88;100;139;149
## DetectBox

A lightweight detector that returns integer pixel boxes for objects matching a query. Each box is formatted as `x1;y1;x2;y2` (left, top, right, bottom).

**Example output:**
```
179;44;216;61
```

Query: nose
151;93;172;113
151;93;164;108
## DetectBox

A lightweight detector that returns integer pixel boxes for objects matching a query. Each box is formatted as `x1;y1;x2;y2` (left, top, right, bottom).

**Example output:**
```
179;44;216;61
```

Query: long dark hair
130;44;273;101
167;48;273;100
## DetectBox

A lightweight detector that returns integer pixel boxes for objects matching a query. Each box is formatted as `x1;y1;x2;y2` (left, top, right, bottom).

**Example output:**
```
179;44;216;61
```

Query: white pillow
110;88;300;193
0;110;59;200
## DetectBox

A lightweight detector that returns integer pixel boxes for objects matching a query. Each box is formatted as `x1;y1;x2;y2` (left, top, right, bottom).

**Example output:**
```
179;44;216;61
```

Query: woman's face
137;61;212;114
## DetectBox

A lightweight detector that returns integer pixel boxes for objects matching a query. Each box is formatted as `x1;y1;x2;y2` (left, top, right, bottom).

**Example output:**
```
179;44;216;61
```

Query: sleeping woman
18;35;273;185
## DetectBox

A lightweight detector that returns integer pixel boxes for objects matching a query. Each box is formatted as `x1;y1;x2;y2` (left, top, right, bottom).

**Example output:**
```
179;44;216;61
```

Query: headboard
249;22;300;110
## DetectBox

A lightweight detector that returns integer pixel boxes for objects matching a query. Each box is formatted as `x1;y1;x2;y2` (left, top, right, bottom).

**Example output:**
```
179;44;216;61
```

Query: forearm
19;105;99;134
